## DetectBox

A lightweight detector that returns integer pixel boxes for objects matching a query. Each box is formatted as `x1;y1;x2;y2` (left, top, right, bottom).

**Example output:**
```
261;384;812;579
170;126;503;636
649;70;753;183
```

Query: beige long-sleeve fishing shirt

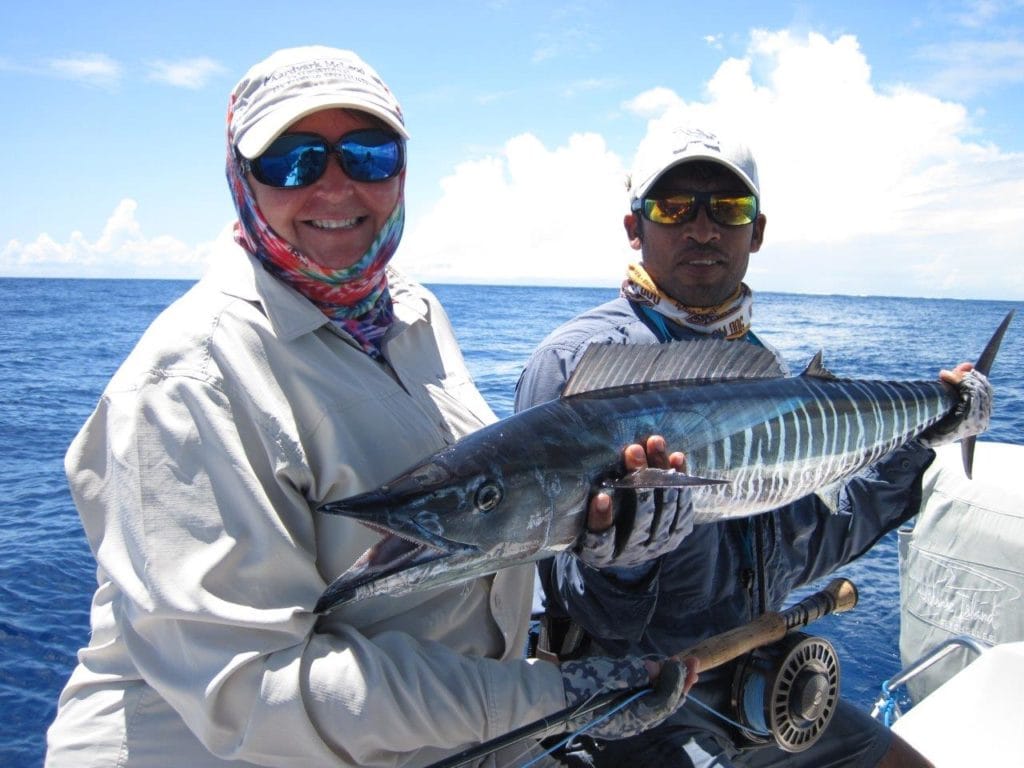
45;239;564;767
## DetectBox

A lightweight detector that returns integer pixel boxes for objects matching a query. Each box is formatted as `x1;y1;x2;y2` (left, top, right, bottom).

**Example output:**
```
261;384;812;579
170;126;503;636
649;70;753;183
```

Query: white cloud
0;199;215;279
47;54;122;88
952;0;1014;28
532;18;600;63
400;28;1024;299
917;38;1024;98
622;87;684;117
14;29;1020;300
562;77;621;98
147;57;226;89
398;132;633;286
11;53;223;90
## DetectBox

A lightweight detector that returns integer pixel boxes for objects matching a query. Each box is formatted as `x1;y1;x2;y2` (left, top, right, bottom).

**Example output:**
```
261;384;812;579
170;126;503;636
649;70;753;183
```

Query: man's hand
574;435;694;569
919;363;993;448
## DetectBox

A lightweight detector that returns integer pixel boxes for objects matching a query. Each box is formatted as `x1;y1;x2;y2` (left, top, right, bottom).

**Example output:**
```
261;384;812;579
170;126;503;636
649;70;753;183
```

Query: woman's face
248;108;403;271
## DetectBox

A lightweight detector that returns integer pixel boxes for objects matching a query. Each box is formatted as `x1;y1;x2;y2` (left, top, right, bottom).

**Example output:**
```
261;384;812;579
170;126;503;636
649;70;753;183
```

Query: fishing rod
428;577;858;768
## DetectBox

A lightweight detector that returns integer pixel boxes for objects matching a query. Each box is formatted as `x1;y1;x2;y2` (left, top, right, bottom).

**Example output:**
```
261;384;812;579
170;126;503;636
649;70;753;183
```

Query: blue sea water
0;277;1021;767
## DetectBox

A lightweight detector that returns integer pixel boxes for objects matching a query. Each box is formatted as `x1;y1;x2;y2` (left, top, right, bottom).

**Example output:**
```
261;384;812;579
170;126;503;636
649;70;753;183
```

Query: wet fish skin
316;312;1012;613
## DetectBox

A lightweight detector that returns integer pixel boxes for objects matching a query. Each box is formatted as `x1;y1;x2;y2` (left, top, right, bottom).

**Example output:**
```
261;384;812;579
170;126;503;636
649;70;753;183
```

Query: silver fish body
566;372;955;523
316;313;1012;613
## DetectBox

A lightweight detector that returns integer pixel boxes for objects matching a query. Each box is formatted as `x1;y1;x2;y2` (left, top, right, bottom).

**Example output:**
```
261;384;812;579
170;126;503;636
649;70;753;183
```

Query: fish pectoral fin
604;467;728;490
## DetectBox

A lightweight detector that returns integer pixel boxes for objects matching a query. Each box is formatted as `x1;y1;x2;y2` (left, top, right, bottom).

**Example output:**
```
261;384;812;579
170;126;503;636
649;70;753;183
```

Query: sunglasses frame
633;190;759;227
242;129;406;188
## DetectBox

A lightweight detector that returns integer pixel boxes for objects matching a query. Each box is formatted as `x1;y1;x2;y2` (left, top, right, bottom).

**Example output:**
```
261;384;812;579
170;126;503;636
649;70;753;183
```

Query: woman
44;47;691;768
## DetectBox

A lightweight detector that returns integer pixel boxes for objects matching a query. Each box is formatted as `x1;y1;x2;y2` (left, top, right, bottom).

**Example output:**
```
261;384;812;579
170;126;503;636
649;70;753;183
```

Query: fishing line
513;690;652;768
510;691;768;767
686;693;771;736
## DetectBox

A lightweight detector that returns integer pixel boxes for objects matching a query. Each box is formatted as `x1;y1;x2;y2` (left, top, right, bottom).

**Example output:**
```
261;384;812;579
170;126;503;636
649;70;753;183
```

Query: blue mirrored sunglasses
244;129;405;188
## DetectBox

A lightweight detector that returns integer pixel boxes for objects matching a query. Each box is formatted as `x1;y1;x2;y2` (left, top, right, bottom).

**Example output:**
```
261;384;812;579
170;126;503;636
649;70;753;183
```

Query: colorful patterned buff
621;262;753;340
225;100;403;360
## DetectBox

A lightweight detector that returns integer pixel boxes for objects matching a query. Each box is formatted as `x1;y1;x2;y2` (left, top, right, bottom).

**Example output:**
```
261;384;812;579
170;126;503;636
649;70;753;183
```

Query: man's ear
749;213;766;253
624;213;643;251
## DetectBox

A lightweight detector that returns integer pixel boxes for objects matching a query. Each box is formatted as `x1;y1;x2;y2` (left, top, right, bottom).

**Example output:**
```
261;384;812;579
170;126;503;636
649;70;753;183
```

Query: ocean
1;277;1021;767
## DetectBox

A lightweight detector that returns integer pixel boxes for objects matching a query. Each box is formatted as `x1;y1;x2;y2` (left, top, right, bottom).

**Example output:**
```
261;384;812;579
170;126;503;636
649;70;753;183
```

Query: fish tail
975;310;1014;378
961;310;1015;478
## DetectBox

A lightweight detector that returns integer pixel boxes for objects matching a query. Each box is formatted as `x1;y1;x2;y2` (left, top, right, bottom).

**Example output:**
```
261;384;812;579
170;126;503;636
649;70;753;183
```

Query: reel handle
672;578;858;673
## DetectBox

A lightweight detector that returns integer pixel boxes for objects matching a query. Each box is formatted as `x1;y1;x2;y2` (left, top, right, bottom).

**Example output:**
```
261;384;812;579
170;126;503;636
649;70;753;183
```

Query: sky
2;0;1023;300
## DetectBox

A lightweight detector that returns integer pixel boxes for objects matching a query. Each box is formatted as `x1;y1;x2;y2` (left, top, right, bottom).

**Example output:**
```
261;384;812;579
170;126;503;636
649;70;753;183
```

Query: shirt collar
212;238;430;344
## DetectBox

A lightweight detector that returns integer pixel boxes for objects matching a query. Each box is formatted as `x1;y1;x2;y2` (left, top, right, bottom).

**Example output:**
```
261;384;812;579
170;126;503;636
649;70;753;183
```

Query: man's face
624;162;766;307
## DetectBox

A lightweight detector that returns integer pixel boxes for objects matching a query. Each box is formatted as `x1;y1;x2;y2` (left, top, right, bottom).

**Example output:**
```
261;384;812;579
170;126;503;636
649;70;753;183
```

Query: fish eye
475;482;503;512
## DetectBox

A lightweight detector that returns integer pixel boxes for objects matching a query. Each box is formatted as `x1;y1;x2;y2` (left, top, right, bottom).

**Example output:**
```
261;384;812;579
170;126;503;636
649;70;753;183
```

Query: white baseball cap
230;46;408;160
627;126;759;203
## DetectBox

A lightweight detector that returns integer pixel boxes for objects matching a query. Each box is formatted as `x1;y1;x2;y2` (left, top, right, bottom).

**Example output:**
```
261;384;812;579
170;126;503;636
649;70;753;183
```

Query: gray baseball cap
627;126;759;202
230;46;408;160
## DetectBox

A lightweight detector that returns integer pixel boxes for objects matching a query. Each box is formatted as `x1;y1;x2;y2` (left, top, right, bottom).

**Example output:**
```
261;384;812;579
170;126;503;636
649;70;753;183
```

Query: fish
315;311;1013;614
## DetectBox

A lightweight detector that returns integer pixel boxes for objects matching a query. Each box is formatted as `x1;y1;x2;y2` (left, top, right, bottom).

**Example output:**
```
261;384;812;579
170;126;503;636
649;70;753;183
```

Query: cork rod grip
672;578;858;673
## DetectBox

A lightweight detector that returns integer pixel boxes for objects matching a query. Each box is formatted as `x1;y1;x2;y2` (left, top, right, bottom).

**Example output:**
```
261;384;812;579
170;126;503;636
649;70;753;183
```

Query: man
515;125;988;767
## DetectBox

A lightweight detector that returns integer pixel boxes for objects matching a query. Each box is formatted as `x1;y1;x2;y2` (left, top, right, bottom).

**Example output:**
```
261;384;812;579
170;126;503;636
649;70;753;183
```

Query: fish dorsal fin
801;350;838;380
562;339;786;398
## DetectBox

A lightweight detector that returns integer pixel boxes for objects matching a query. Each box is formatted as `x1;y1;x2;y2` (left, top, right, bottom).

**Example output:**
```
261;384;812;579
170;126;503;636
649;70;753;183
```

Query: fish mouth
315;489;480;614
314;531;453;614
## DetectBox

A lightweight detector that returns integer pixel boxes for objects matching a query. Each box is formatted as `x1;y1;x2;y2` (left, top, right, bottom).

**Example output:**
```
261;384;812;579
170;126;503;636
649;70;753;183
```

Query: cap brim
236;95;409;158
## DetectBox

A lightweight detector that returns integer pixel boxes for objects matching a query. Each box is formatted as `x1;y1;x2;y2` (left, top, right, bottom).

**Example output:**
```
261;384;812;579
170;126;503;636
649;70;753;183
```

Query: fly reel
730;632;840;752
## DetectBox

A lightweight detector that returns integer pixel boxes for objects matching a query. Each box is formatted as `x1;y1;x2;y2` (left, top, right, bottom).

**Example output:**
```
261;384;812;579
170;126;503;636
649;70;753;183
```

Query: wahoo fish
316;312;1013;614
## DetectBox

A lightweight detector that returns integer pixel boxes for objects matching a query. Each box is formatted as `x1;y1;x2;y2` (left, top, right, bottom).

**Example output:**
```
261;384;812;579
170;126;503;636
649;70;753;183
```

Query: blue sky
2;0;1022;299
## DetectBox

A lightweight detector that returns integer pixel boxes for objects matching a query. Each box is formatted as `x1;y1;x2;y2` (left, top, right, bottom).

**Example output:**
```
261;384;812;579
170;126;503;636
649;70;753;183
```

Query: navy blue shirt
515;296;933;659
